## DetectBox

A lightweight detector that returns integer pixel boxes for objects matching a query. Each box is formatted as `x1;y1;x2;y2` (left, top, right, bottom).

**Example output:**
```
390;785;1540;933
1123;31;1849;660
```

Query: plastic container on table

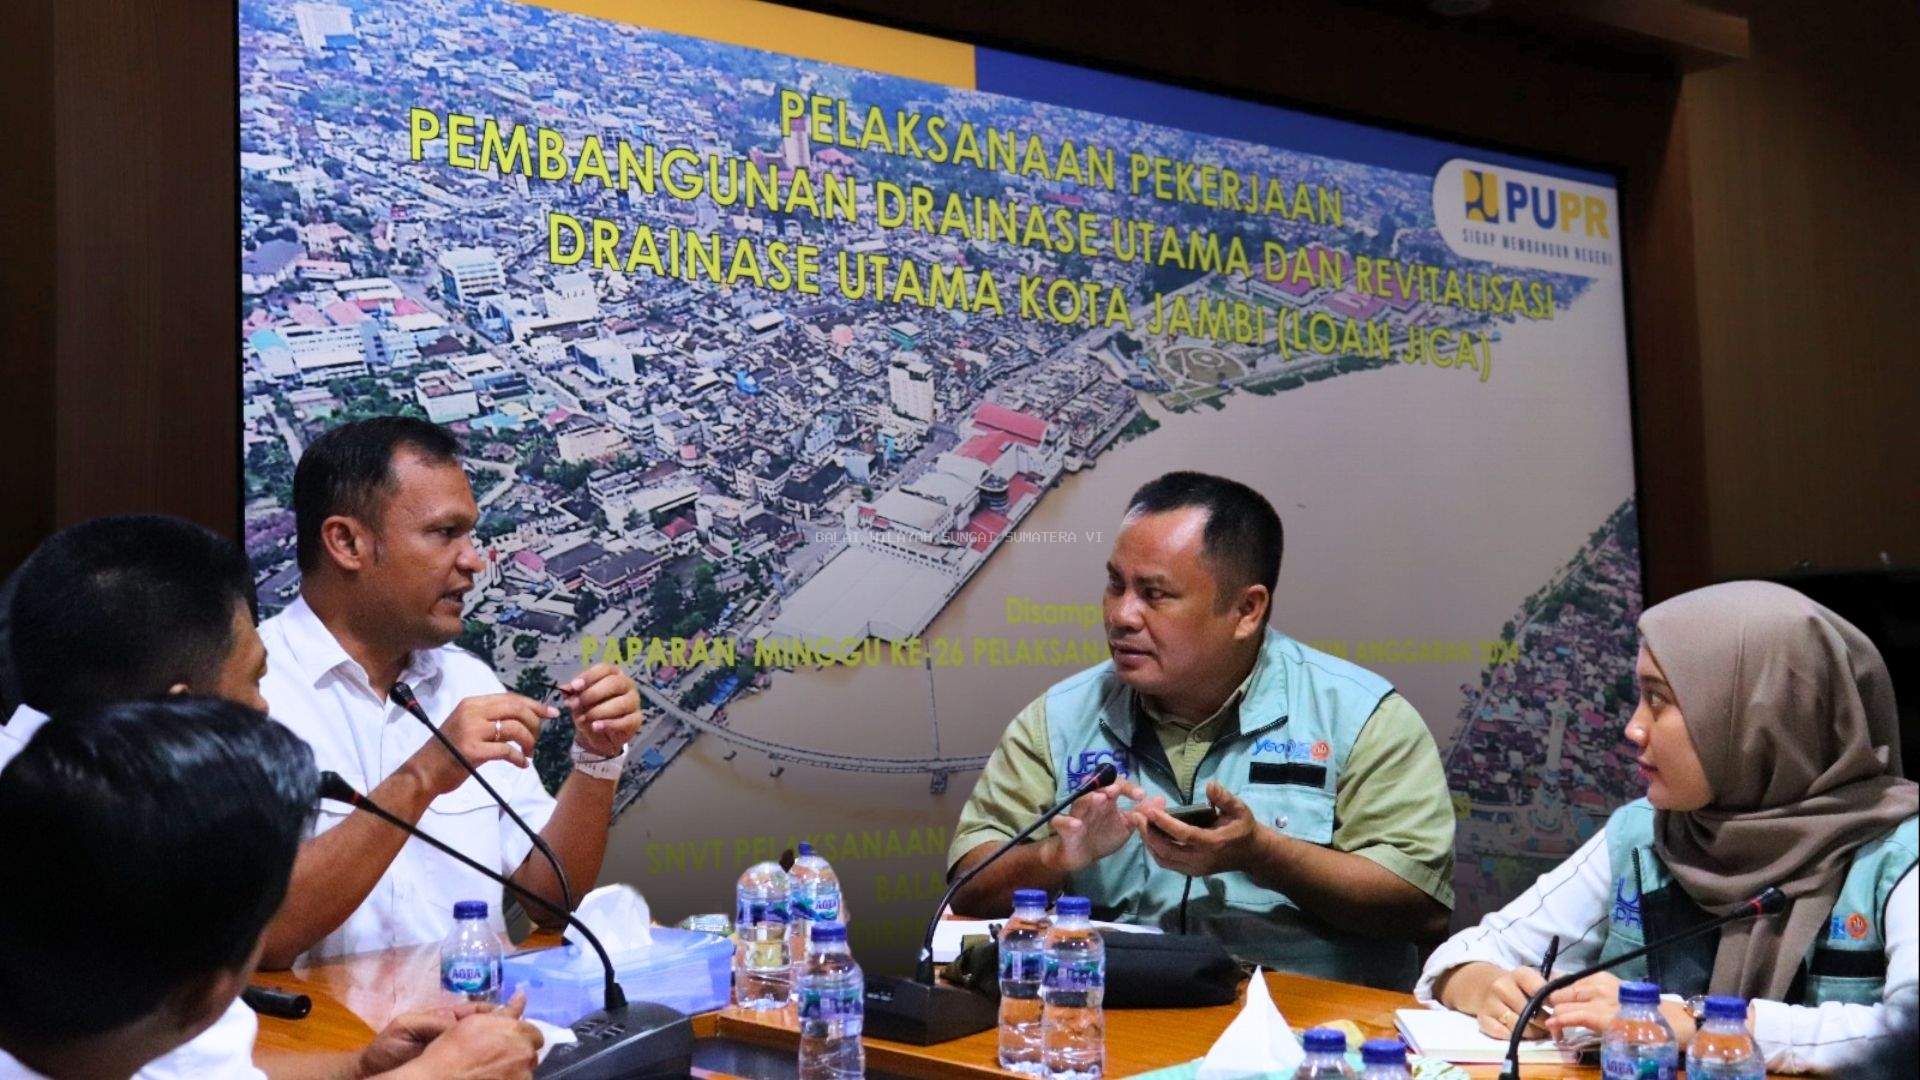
500;924;733;1025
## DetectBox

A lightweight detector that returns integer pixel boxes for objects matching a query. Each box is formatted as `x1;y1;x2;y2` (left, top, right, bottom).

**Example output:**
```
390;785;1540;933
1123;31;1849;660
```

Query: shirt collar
281;593;445;694
1;703;49;742
1104;629;1279;744
1135;663;1259;738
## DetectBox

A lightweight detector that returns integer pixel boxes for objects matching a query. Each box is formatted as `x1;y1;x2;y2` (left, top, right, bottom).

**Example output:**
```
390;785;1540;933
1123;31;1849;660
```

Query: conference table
251;935;1753;1078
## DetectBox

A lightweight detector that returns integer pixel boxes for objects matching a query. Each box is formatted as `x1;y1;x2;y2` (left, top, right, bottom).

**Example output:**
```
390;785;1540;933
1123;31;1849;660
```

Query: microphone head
1750;886;1788;915
390;681;419;708
1093;762;1118;788
316;770;359;805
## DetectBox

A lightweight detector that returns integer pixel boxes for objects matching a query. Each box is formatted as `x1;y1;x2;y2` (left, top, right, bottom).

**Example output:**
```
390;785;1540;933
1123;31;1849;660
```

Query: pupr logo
1463;168;1501;223
1462;167;1611;238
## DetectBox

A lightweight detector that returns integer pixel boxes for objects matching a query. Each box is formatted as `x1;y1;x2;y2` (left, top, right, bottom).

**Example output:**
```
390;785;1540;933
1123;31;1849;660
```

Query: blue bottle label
999;947;1047;982
443;958;496;994
1045;956;1104;991
797;984;863;1021
738;897;789;926
1601;1058;1676;1080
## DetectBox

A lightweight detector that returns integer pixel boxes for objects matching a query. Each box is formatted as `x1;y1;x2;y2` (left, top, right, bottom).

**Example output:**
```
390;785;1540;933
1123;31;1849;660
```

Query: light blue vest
1600;798;1917;1004
1042;628;1412;987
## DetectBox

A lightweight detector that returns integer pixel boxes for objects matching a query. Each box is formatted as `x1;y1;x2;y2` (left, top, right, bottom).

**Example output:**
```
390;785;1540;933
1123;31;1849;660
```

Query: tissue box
501;926;733;1025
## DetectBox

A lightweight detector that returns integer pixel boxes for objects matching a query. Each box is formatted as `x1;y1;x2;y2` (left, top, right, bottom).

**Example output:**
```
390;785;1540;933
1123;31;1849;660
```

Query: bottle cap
1012;888;1049;910
1619;980;1661;1005
1360;1038;1407;1065
809;921;846;944
1055;895;1092;917
1302;1028;1347;1053
798;841;814;856
1704;995;1748;1020
453;900;488;920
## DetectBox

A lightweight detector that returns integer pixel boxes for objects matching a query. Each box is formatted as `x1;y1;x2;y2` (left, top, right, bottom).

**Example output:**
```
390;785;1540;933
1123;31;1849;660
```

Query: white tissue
562;883;653;953
1194;968;1305;1080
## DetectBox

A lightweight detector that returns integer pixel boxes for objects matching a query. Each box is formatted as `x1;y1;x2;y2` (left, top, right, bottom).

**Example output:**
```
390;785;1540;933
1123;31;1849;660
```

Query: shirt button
1273;814;1289;831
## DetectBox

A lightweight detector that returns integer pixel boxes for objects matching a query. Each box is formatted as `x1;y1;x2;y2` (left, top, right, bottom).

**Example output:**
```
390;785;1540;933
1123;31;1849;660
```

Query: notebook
1394;1007;1587;1065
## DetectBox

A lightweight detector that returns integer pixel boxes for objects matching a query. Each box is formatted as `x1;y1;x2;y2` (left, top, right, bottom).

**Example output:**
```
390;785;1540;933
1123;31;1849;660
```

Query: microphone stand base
862;975;999;1045
536;1001;693;1079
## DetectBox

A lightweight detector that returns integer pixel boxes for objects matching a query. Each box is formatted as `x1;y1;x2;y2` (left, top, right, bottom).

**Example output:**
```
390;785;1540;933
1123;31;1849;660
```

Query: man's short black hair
10;516;257;717
294;416;461;571
0;697;316;1040
1125;472;1284;603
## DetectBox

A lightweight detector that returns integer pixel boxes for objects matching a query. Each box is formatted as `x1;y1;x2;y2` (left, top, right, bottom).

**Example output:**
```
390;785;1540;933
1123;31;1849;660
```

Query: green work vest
1599;798;1917;1004
1043;628;1411;987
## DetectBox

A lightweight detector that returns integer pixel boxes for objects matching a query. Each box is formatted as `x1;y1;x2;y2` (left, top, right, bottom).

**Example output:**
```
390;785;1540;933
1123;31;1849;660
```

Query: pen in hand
1535;934;1562;1023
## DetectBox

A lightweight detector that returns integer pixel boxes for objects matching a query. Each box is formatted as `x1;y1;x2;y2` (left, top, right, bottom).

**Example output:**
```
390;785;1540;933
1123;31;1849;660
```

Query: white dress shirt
0;1047;47;1080
0;708;269;1080
0;1001;263;1080
260;595;558;961
0;704;48;775
1417;823;1919;1074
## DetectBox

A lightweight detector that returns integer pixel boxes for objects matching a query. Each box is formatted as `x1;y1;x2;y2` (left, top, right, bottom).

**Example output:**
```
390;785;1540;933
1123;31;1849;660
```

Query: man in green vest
947;471;1456;988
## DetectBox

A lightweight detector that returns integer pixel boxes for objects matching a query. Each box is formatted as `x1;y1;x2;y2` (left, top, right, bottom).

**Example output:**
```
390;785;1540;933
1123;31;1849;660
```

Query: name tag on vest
1248;762;1328;788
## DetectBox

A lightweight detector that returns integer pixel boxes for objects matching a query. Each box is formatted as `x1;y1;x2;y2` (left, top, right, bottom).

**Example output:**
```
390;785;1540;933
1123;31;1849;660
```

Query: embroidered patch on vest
1066;748;1131;789
1251;736;1322;763
1829;912;1872;941
1611;877;1643;929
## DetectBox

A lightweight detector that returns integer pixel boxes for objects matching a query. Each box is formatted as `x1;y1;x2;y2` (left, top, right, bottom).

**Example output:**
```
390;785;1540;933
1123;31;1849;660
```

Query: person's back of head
10;515;258;717
0;696;316;1063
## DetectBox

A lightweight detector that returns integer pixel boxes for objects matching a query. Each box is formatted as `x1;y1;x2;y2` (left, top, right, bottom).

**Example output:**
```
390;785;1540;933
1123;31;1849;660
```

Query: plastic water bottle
1600;981;1678;1080
998;888;1053;1076
789;842;844;987
439;900;502;1004
795;921;865;1080
1685;996;1763;1080
1296;1028;1358;1078
734;861;791;1010
1041;895;1105;1080
1358;1038;1412;1079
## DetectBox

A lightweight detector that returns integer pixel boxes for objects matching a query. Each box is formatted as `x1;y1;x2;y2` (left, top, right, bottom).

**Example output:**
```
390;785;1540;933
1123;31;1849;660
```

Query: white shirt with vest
1415;822;1918;1074
258;595;558;962
0;705;268;1080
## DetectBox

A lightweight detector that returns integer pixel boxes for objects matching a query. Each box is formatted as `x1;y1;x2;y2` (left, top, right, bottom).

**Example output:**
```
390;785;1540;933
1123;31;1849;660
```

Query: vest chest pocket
1807;947;1888;1005
1216;785;1336;913
1234;781;1335;844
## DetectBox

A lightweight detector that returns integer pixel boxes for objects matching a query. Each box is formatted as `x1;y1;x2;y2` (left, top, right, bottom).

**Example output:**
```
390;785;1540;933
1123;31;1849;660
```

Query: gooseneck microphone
916;760;1119;983
863;761;1121;1045
391;680;575;916
1498;886;1788;1080
317;772;692;1078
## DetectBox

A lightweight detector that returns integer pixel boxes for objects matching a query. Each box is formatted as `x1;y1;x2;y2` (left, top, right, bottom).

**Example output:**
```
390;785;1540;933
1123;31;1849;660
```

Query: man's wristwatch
569;743;629;781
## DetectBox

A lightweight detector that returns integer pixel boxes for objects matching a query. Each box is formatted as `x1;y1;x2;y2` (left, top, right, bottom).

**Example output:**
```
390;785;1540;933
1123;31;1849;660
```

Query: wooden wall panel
49;2;238;539
0;1;56;573
1680;0;1920;577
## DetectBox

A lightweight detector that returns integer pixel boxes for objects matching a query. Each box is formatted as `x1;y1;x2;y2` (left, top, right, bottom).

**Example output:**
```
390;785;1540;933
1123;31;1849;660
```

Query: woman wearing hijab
1418;581;1917;1074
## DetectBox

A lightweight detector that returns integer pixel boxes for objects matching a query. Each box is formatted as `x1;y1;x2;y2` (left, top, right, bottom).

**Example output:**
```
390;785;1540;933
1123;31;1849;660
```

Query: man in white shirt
3;515;543;1080
256;417;644;966
0;697;542;1080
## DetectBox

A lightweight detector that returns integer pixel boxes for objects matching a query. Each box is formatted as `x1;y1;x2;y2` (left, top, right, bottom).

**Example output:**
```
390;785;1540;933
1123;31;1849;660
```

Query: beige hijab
1638;580;1917;1000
